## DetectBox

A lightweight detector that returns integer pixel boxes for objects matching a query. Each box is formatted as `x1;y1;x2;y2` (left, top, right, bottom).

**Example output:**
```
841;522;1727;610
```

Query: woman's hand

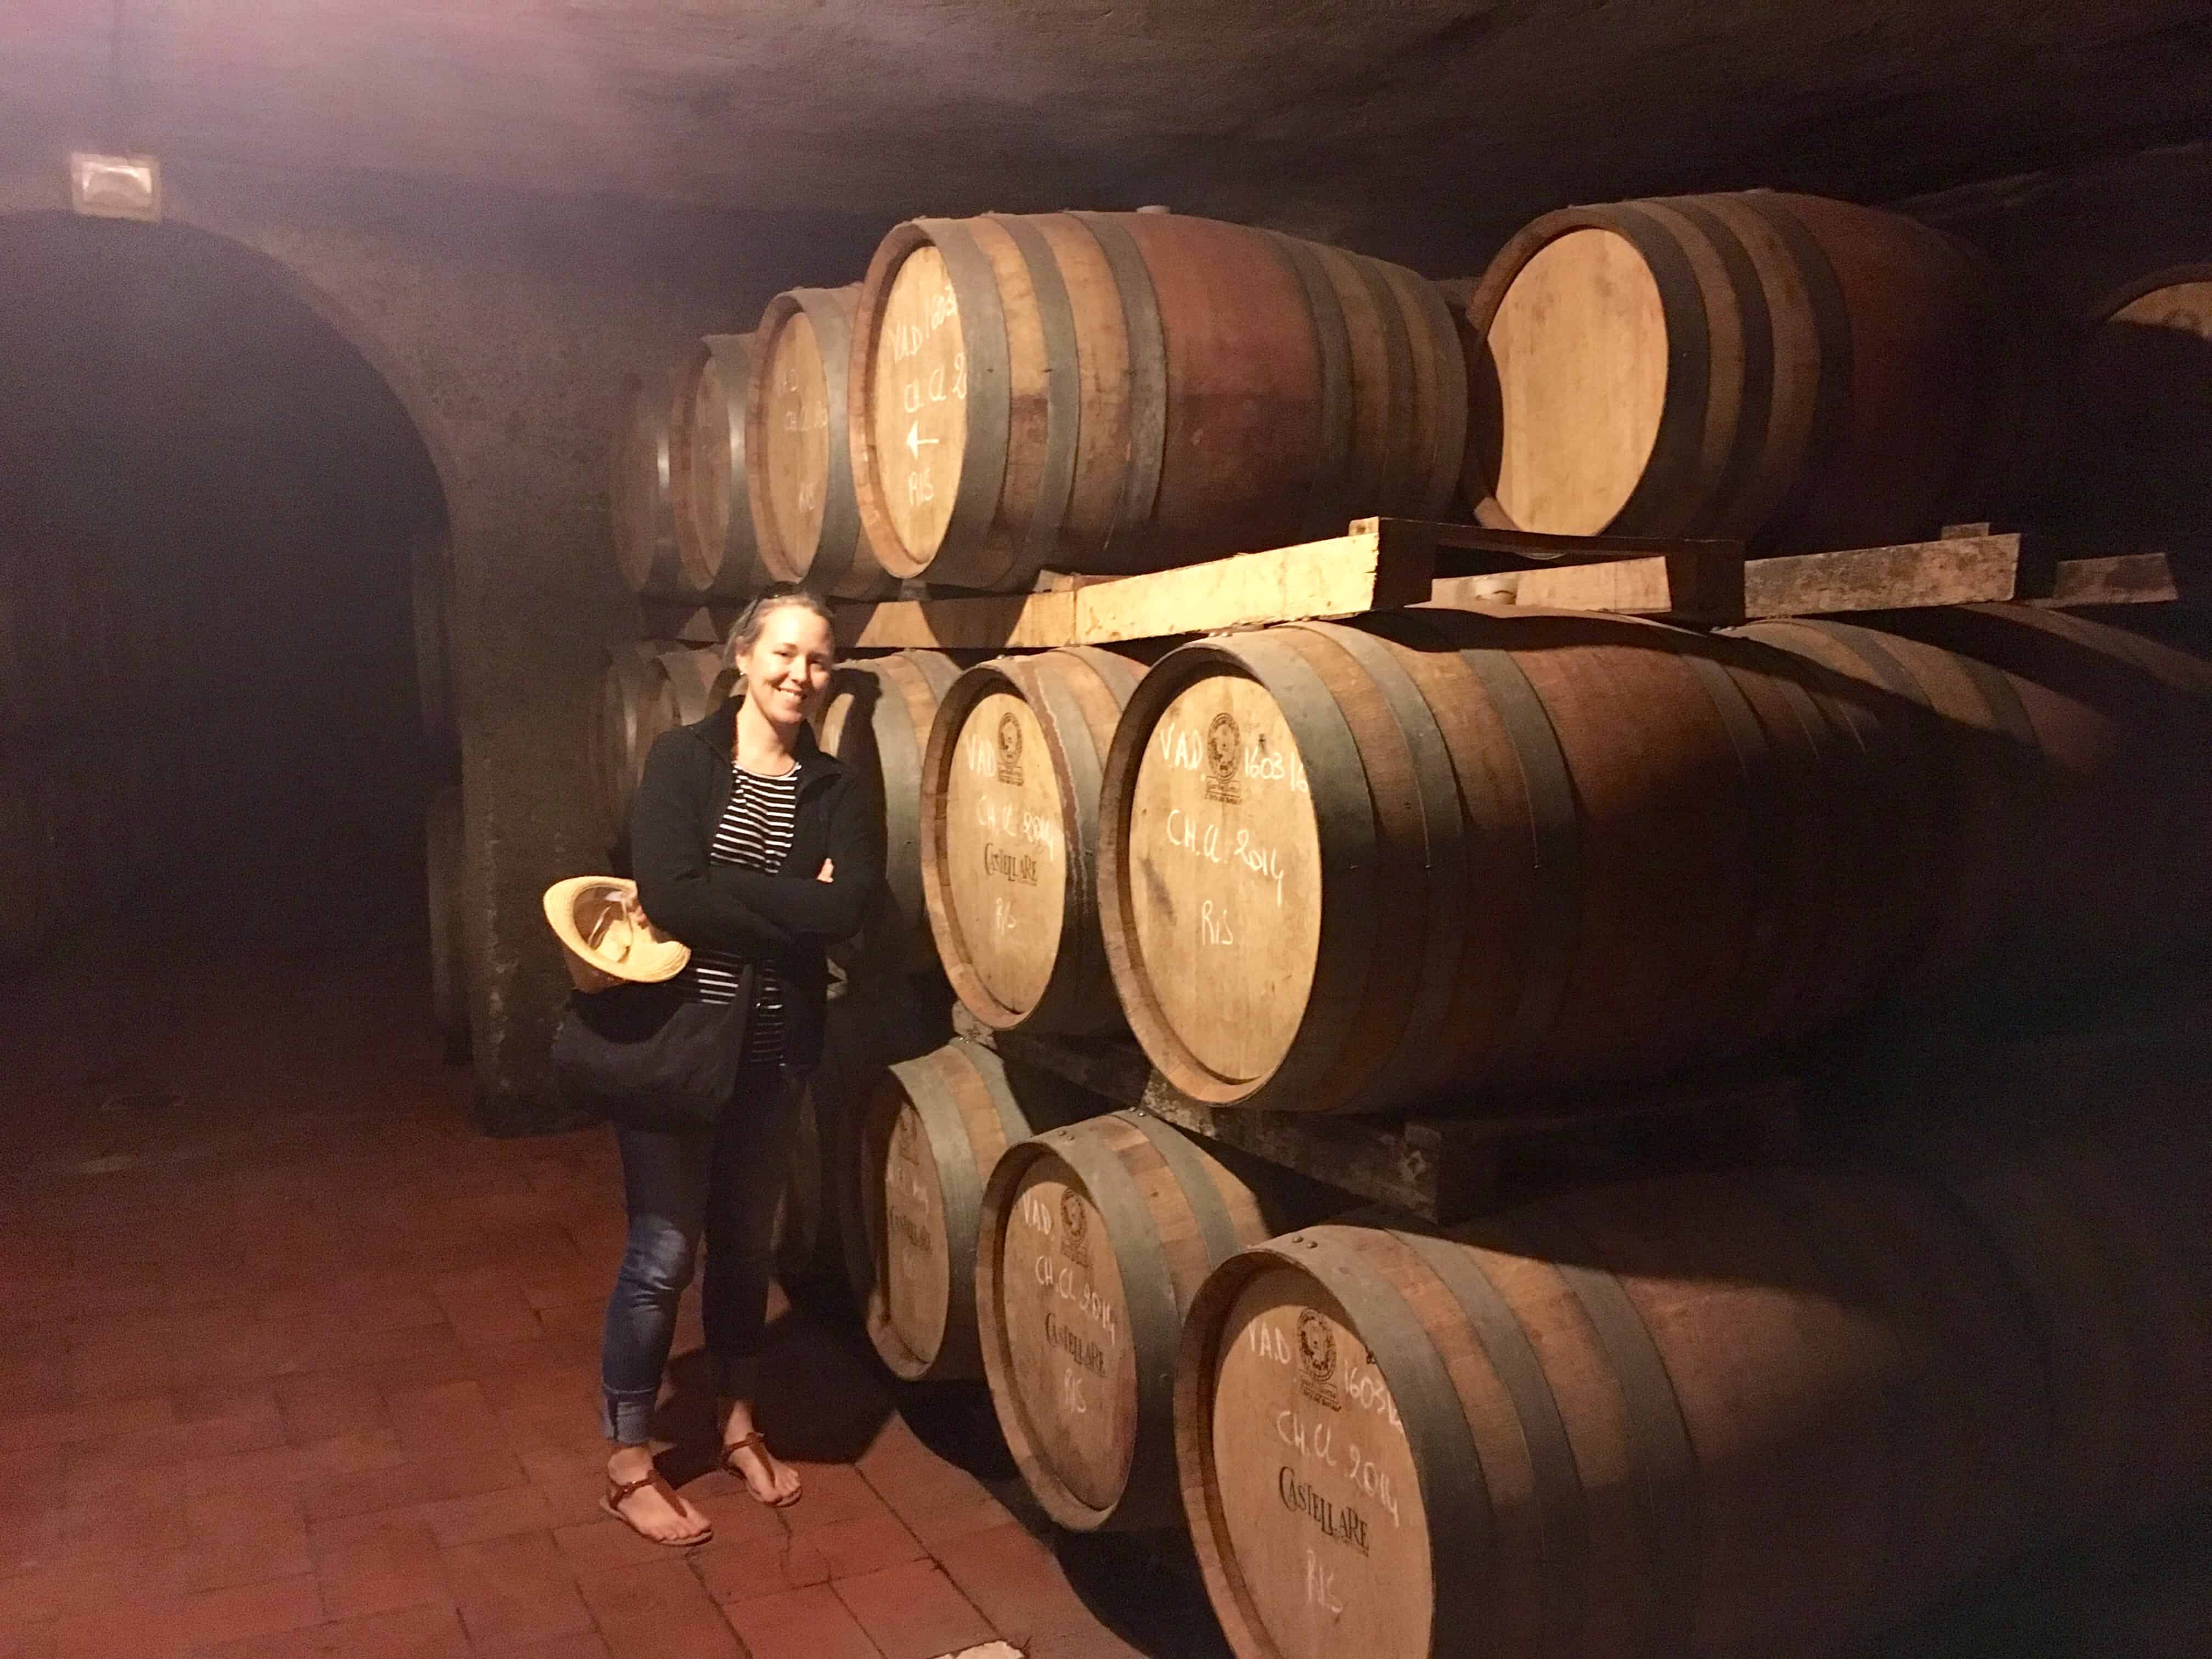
624;891;654;932
816;859;834;883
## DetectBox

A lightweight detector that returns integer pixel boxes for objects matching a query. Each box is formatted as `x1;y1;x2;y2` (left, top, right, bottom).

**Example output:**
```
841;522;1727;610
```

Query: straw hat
543;876;690;992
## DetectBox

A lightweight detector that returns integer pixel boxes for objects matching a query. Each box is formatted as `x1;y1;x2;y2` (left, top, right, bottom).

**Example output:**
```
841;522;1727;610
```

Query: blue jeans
599;1065;805;1446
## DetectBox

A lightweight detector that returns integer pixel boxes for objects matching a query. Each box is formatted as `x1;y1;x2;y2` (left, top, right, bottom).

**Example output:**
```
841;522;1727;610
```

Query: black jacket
629;696;878;1068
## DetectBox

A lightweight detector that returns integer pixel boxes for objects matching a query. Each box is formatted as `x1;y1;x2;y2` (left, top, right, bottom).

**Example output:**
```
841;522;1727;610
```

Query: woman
600;584;876;1545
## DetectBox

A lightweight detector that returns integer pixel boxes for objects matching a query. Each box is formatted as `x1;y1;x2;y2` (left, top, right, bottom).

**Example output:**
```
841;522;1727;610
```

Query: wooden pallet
953;1008;1803;1224
830;516;2089;650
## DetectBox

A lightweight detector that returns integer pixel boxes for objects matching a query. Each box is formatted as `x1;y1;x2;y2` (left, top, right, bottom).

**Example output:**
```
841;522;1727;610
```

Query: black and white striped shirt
689;761;800;1065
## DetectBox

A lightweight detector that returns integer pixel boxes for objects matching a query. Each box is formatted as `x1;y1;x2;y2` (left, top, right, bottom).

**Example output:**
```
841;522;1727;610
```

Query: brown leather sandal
721;1430;804;1508
602;1469;713;1546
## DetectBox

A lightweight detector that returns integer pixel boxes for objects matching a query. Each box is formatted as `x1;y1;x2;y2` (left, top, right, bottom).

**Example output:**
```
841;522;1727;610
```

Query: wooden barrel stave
850;211;1466;590
2012;264;2212;545
1463;190;2010;552
590;642;681;849
842;1037;1093;1380
1812;605;2212;968
747;286;898;600
1852;1026;2212;1530
652;643;735;726
816;650;964;977
610;371;701;601
1101;610;1915;1110
978;1110;1340;1531
669;332;774;601
1178;1165;2047;1659
1104;603;2212;1112
921;645;1146;1034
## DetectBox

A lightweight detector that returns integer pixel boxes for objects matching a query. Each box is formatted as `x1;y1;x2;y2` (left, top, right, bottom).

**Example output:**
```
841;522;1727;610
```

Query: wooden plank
969;1015;1482;1219
1430;533;2021;623
1742;533;2018;616
2034;552;2187;607
1426;550;1748;625
1372;516;1742;562
833;525;1433;650
967;1011;1801;1223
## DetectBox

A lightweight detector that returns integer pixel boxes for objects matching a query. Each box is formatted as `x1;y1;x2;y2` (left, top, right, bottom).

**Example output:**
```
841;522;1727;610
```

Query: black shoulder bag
548;966;754;1135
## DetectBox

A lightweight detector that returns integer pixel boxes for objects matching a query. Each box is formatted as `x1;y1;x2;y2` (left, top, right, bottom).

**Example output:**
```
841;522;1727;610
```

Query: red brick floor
0;936;1222;1659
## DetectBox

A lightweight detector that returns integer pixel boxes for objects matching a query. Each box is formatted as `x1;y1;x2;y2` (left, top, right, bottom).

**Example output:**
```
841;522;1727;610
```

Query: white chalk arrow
905;421;940;459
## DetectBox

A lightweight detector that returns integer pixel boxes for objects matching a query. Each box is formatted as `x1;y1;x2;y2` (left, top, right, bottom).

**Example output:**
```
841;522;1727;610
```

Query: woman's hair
729;582;837;661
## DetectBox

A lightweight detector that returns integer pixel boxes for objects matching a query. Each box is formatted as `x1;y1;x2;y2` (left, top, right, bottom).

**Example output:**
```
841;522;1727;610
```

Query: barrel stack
1092;602;2212;1116
839;1035;1096;1381
566;190;2211;1659
749;285;900;600
921;646;1149;1036
669;333;775;602
847;212;1468;590
1461;189;2014;551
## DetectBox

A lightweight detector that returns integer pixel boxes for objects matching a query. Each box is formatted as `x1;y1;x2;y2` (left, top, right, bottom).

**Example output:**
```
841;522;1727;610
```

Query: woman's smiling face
739;602;835;729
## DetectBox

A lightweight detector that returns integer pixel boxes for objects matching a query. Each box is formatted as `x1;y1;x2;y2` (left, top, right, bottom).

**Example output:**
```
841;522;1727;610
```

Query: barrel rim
610;369;693;599
848;221;995;580
1174;1229;1460;1659
975;1113;1187;1531
921;656;1076;1030
672;331;766;598
747;285;893;599
1461;204;1712;538
847;1048;980;1381
1096;636;1362;1109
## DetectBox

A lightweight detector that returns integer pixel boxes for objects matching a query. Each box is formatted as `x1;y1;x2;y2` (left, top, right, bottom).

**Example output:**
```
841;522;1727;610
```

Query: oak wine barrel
776;972;956;1295
1848;1032;2212;1537
653;643;736;725
1098;608;1939;1112
1177;1167;2046;1659
977;1112;1341;1531
611;370;706;601
746;285;898;599
839;1037;1094;1381
1462;190;2011;552
669;332;775;600
589;642;682;848
816;650;964;975
1735;605;2212;980
921;647;1147;1034
2012;264;2212;547
848;211;1467;591
425;782;469;1063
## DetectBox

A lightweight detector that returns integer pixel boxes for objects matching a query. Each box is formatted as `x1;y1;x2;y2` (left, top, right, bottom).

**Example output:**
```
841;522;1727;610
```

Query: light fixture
69;152;161;222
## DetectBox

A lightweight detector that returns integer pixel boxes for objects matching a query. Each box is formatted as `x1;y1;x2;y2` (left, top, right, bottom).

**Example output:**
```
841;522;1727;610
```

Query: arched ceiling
3;2;2209;252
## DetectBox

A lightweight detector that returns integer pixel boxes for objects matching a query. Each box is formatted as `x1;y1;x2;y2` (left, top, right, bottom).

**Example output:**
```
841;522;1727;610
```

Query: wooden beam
976;1018;1497;1220
1430;532;2021;624
833;524;1435;650
968;1011;1802;1224
2033;551;2192;607
1743;532;2019;616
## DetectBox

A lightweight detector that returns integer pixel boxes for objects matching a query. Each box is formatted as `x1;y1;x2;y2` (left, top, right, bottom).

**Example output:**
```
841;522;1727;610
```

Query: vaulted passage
0;212;448;958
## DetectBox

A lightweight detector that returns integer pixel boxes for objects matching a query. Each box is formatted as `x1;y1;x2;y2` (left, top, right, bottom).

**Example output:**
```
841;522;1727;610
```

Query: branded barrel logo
1204;711;1242;804
1296;1308;1342;1409
1059;1189;1091;1267
996;711;1024;786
